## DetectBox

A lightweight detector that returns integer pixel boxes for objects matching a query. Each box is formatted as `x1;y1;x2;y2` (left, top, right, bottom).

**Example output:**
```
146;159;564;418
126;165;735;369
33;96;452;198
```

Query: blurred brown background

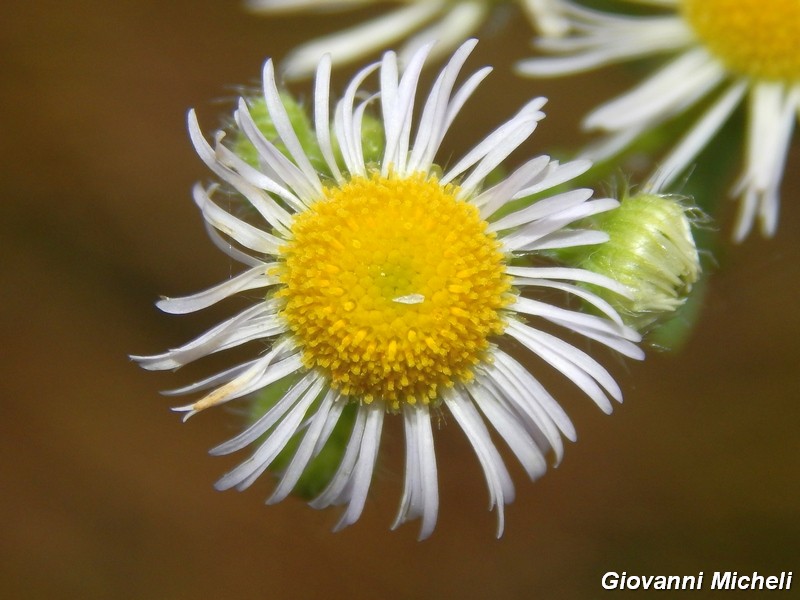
2;1;798;598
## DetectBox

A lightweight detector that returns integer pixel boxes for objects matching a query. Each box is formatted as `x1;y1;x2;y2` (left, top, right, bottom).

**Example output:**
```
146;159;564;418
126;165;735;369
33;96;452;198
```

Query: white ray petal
214;376;325;491
262;60;324;194
650;80;748;193
506;320;618;414
469;382;548;480
267;389;339;504
584;49;724;131
188;111;295;233
407;39;479;173
235;99;320;206
204;221;262;267
502;197;618;251
442;99;547;187
489;188;593;232
492;349;576;443
333;403;384;530
192;184;282;256
334;61;380;176
474;155;551;219
210;373;322;456
444;389;514;538
393;403;439;540
279;2;444;79
309;406;368;509
155;264;275;315
397;3;487;69
732;83;799;240
513;159;592;197
382;42;434;176
133;302;281;371
170;341;299;419
313;55;344;183
514;229;610;252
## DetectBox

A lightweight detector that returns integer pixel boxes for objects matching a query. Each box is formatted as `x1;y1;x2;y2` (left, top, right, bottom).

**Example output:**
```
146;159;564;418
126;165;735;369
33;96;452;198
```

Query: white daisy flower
247;0;568;79
518;0;800;241
133;40;643;539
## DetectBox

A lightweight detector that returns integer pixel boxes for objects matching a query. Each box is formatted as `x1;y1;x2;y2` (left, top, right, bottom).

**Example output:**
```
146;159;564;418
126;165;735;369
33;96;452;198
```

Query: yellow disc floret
276;172;511;410
682;0;800;81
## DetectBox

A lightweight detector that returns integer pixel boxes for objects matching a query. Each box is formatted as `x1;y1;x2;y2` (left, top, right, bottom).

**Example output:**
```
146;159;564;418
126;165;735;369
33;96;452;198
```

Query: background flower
248;0;568;78
518;0;800;241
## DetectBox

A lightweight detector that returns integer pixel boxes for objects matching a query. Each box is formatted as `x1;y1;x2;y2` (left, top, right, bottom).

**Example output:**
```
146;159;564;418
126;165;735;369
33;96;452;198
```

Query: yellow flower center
276;172;511;410
681;0;800;81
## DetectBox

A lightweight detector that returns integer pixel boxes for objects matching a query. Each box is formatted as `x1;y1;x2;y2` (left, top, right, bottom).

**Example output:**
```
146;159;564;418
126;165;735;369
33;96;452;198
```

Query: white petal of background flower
519;0;800;240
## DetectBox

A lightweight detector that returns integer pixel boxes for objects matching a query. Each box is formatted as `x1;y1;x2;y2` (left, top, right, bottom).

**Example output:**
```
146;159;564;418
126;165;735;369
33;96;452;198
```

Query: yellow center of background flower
277;173;511;410
682;0;800;81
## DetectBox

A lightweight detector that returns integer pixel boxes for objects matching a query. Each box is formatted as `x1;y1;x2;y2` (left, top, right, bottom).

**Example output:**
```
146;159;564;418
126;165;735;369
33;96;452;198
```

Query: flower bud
576;192;702;330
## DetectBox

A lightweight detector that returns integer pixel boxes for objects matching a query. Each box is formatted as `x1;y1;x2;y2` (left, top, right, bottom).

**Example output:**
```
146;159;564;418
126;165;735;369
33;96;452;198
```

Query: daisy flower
518;0;800;241
247;0;568;79
133;40;643;539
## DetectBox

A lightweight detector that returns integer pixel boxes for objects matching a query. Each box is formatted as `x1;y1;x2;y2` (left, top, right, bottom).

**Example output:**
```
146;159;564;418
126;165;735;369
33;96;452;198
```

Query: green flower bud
575;191;702;330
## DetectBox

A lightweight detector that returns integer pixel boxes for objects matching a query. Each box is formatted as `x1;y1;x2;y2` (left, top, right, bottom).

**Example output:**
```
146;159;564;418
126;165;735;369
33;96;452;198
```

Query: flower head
518;0;800;241
568;187;702;330
133;41;642;538
248;0;568;79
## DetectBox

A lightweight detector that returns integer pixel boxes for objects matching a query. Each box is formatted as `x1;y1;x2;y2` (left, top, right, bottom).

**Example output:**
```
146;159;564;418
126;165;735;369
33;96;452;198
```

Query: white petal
514;229;610;251
511;296;641;344
393;403;439;540
474;155;551;219
469;382;548;480
309;406;369;509
492;349;576;443
584;49;724;131
188;111;295;233
133;301;284;371
214;375;325;491
334;61;380;176
313;55;344;183
235;99;319;206
397;3;487;69
267;389;340;504
507;265;632;302
444;100;547;193
262;60;324;194
506;320;619;414
381;43;434;176
171;341;301;419
518;15;690;77
444;388;514;538
513;158;592;197
333;404;384;531
489;188;593;232
649;80;747;193
407;39;479;173
279;2;444;79
192;184;282;256
501;197;618;251
210;372;322;456
155;264;276;315
731;83;799;240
